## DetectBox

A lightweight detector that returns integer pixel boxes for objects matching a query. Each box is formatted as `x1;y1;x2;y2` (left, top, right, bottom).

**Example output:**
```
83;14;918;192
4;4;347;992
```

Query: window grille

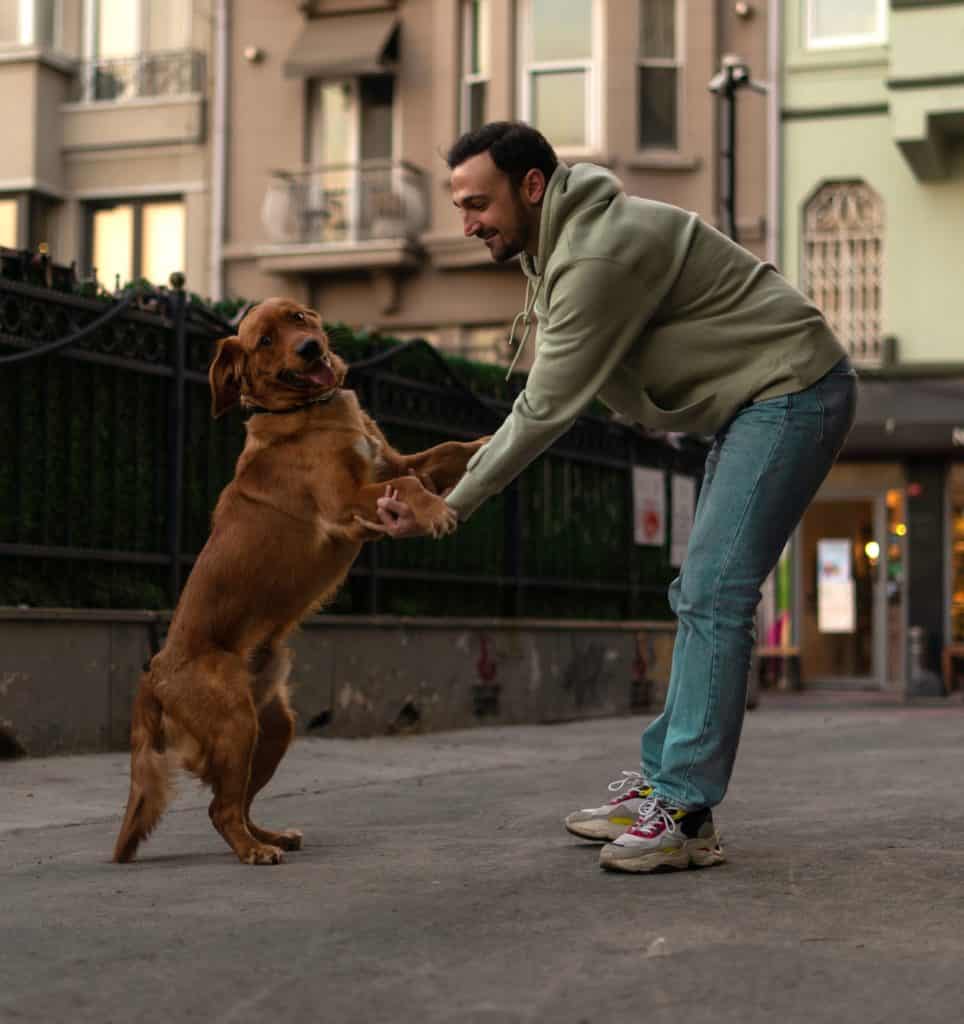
803;181;884;367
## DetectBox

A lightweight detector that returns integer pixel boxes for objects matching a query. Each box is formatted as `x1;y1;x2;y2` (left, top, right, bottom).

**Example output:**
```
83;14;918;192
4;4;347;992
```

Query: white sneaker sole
564;816;636;842
599;834;726;873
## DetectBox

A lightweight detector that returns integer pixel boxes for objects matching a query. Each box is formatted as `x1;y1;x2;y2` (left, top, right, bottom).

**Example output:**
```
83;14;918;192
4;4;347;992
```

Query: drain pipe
766;0;782;268
209;0;229;301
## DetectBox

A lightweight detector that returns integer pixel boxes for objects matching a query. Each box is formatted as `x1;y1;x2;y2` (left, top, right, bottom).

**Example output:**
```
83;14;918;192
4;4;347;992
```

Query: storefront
791;375;964;693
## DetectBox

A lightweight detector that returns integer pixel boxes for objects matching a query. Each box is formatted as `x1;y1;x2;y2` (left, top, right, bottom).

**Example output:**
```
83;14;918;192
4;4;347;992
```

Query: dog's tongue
305;366;335;388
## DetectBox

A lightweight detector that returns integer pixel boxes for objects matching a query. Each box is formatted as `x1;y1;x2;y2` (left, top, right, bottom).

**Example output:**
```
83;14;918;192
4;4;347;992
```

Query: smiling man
374;121;857;875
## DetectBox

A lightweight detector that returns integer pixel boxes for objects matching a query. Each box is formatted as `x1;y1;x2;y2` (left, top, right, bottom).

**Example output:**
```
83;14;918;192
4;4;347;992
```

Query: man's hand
373;485;458;539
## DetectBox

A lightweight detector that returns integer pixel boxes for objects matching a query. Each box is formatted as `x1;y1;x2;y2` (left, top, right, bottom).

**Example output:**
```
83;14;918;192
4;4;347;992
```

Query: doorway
798;488;906;689
307;75;395;242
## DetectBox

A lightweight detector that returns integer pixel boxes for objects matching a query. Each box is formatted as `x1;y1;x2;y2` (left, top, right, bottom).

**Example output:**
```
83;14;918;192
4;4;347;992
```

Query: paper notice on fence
632;467;666;547
670;474;696;567
818;579;856;633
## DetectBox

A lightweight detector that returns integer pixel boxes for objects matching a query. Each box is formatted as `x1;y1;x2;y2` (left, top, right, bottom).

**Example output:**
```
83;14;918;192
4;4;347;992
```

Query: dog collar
243;390;339;416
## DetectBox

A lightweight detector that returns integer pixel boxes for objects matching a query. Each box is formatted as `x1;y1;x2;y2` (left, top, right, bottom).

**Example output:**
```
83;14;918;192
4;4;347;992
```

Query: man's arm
442;257;656;520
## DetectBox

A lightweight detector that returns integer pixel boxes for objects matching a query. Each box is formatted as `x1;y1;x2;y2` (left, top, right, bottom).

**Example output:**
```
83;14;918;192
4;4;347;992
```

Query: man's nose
463;212;480;238
296;337;322;361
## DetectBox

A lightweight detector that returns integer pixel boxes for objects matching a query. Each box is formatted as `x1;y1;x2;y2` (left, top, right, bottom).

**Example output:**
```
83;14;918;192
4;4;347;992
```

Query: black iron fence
0;265;706;620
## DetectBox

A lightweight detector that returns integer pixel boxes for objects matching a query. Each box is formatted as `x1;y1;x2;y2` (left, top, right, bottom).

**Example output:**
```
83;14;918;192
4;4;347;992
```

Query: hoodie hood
521;161;623;279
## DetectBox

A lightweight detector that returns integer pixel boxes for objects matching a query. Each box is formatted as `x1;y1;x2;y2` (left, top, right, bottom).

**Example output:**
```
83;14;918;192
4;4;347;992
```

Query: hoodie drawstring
504;274;544;381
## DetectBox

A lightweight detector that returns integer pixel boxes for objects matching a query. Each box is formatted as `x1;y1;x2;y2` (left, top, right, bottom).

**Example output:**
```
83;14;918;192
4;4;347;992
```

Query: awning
283;11;399;79
842;375;964;457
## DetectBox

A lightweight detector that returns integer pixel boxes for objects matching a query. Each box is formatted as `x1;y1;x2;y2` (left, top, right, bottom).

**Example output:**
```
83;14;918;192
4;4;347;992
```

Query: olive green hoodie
445;161;846;521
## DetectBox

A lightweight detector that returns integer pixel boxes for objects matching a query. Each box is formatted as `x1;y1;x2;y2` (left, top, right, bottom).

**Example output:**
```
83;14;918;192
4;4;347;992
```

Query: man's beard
489;193;531;262
490;236;523;263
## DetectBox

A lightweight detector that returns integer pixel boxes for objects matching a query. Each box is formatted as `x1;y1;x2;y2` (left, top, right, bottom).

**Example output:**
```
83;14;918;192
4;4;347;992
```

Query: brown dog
113;298;488;865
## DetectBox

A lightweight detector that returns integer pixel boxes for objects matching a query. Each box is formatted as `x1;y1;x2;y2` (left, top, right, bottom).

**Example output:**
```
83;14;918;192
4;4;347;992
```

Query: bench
942;643;964;694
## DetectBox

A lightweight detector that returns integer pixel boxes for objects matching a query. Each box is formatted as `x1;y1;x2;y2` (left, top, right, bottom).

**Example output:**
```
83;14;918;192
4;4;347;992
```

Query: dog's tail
112;674;171;863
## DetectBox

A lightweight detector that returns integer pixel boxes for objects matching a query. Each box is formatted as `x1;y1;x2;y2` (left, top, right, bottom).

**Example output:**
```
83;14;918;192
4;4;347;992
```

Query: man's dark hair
446;121;558;188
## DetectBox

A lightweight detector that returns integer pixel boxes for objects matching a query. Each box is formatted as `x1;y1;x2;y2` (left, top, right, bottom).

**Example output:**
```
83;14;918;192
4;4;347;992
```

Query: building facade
780;0;964;692
0;0;773;363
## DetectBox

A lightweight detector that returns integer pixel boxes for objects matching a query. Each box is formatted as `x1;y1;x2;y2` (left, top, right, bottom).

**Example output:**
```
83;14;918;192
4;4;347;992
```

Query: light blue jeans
643;357;858;809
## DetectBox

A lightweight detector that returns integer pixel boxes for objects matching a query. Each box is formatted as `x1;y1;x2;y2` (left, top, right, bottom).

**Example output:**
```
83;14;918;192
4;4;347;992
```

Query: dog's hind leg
164;652;285;865
113;674;171;863
245;688;302;851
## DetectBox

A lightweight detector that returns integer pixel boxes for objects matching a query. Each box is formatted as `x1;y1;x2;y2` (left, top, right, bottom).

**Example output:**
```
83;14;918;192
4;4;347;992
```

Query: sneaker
564;770;655;841
599;796;726;873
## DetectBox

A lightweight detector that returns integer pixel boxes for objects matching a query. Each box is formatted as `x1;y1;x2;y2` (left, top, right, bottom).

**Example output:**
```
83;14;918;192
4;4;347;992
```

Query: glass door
798;494;903;688
308;79;358;242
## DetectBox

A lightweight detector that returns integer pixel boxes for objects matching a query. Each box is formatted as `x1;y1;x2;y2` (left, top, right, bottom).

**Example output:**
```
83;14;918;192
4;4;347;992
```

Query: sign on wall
632;467;666;547
670;474;696;567
817;537;855;633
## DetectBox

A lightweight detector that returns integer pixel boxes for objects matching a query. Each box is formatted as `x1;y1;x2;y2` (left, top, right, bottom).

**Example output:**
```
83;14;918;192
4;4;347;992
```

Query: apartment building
780;0;964;693
0;0;773;363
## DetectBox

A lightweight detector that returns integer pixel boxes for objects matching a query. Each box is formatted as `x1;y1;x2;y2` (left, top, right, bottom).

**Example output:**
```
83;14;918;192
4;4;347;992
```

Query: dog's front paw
419;498;457;539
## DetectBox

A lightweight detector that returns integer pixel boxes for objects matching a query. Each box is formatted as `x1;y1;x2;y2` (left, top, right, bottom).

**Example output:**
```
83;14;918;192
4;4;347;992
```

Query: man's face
450;152;537;263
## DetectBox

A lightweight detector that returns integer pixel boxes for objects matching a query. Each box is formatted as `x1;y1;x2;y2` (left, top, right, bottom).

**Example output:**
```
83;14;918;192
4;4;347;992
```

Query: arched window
803;181;884;366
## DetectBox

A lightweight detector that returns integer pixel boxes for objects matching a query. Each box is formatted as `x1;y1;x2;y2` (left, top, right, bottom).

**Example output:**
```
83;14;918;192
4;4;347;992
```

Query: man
374;121;857;874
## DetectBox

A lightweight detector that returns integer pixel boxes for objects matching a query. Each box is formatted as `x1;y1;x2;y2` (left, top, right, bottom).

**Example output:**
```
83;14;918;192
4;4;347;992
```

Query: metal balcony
261;161;429;248
69;50;205;103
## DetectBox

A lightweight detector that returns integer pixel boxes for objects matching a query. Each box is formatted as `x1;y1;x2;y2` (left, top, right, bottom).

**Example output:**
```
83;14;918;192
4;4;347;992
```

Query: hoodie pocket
636;388;717;430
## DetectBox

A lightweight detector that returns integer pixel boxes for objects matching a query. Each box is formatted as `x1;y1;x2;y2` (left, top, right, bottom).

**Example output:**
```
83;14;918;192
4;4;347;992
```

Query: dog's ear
209;336;244;418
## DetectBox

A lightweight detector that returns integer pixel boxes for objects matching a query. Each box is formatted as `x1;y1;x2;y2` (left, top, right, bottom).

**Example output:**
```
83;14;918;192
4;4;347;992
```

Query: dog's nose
296;337;322;361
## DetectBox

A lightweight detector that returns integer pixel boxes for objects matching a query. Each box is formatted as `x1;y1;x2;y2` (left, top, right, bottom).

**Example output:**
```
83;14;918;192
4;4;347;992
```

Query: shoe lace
606;769;648;804
630;797;679;838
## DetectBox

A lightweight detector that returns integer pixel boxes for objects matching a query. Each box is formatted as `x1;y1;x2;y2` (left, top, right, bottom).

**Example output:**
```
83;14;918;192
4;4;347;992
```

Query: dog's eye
258;335;272;348
293;312;306;323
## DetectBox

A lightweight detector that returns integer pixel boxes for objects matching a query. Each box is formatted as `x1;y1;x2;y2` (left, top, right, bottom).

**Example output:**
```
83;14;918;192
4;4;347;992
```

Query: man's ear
208;336;244;418
522;168;547;206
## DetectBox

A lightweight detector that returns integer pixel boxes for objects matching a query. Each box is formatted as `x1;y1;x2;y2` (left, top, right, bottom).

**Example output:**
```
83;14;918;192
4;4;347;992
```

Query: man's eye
258;335;272;348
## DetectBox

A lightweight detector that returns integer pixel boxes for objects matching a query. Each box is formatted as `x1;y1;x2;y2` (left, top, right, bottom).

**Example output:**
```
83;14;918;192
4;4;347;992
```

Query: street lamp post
708;55;768;243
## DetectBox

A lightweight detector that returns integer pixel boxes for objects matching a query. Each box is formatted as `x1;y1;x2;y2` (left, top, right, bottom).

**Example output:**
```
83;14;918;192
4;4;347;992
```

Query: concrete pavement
2;693;964;1023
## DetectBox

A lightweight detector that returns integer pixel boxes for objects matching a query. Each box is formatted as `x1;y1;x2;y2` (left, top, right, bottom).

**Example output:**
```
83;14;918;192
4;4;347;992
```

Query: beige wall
1;0;771;345
221;0;770;341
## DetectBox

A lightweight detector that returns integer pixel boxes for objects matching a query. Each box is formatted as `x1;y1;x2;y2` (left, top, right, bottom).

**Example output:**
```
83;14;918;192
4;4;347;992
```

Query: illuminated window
0;198;17;248
89;198;185;289
951;466;964;644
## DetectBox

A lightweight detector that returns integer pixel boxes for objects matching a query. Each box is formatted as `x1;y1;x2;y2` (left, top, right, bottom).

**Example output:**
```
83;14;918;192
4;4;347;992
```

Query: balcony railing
261;161;430;246
69;50;205;104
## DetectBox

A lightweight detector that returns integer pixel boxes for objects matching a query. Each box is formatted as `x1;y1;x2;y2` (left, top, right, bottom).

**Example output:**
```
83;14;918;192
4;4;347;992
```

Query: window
805;0;886;50
802;181;884;366
638;0;680;150
88;198;185;290
87;0;190;58
521;0;598;152
951;466;964;645
0;198;18;248
78;0;195;102
0;0;60;47
460;0;489;133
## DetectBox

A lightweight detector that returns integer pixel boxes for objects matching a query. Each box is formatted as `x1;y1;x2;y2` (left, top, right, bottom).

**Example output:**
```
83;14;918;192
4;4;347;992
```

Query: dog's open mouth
278;365;337;391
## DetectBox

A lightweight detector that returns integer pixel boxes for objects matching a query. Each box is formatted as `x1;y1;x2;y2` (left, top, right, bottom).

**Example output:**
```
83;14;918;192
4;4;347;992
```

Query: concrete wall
0;609;677;757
